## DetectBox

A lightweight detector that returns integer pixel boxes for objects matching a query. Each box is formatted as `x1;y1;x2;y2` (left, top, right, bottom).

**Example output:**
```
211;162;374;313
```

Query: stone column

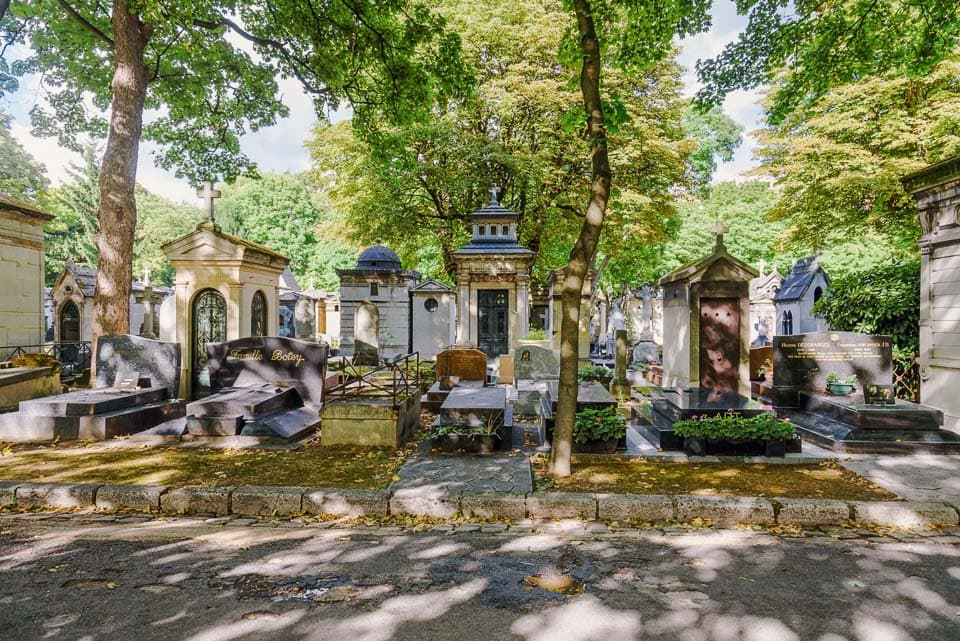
517;275;529;341
456;276;470;345
598;301;607;347
141;285;155;339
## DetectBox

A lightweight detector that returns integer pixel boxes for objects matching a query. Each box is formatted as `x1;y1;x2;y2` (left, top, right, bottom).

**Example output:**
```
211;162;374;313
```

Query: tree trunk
549;0;611;477
92;2;152;347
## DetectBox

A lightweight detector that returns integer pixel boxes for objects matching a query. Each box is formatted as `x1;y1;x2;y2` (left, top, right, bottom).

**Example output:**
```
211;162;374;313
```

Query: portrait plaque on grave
206;337;329;408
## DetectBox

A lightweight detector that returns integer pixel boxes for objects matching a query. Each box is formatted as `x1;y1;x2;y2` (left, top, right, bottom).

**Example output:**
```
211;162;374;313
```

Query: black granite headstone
206;337;329;409
774;332;893;391
95;334;181;398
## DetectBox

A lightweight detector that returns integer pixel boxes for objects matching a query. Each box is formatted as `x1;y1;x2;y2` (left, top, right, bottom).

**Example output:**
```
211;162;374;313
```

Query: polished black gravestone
0;334;185;442
636;387;771;451
772;331;960;452
144;337;328;442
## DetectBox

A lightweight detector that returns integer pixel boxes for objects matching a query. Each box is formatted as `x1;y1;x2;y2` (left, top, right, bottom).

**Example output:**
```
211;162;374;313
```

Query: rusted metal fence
325;352;421;405
0;342;92;377
893;353;919;402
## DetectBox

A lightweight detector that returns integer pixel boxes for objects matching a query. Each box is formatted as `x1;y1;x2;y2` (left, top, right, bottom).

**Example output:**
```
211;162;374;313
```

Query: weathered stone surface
160;486;232;515
302;488;389;518
0;481;19;507
15;482;100;509
776;498;850;526
526;492;596;520
460;491;526;520
850;501;959;529
435;346;488;382
95;334;181;398
231;486;303;517
389;487;460;518
514;345;560;382
675;496;774;526
321;395;419;448
597;494;674;522
95;484;166;512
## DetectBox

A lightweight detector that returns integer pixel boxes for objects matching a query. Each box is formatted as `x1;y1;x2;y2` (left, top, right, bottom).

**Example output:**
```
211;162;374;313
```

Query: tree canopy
0;108;47;202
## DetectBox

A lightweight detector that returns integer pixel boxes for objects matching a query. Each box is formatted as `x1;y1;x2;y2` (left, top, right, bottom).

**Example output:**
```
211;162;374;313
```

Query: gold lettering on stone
271;350;305;367
229;349;263;361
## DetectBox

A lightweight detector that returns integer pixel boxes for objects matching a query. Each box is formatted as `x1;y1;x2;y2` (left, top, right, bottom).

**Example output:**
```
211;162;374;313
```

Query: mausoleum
749;260;783;346
451;185;535;359
774;254;830;335
0;196;52;351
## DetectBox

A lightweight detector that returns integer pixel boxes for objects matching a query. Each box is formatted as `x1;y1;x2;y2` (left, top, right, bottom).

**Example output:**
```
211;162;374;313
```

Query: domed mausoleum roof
356;239;402;271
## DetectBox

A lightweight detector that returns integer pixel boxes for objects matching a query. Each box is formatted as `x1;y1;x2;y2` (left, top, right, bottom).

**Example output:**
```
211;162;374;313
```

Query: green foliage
577;364;613;382
218;173;356;290
753;55;960;253
814;261;921;355
424;421;496;439
696;0;960;124
133;187;200;286
0;108;48;202
680;105;743;196
673;412;796;441
825;373;858;386
573;406;626;444
523;329;548;340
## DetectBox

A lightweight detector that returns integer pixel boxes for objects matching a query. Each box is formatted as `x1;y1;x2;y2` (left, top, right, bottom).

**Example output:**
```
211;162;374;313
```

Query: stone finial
488;183;500;205
142;267;151;288
710;216;729;250
758;259;766;277
197;181;221;224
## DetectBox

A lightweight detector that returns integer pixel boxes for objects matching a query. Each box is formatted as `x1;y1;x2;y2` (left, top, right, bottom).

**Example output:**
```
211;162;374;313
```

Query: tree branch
58;0;113;48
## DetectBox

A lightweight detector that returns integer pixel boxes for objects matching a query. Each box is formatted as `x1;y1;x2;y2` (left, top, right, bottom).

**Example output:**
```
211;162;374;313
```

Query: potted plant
825;373;857;395
573;406;626;454
578;364;614;386
673;411;797;457
426;411;506;454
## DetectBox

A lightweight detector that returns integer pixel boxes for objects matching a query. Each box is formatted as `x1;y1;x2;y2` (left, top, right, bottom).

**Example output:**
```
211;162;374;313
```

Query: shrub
574;406;626;444
522;328;548;340
673;411;795;440
578;364;613;382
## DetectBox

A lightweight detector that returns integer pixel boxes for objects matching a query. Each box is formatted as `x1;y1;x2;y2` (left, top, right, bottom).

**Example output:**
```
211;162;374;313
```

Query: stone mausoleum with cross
160;182;289;399
451;185;535;360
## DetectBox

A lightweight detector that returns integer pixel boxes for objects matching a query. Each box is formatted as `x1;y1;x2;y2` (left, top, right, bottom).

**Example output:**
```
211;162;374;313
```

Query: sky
2;2;761;206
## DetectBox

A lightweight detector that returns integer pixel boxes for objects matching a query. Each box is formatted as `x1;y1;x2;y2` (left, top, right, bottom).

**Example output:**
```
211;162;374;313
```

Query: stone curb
2;478;957;529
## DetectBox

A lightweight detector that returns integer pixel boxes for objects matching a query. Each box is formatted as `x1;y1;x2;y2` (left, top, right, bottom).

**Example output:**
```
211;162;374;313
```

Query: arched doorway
251;290;268;337
191;289;227;397
60;301;81;342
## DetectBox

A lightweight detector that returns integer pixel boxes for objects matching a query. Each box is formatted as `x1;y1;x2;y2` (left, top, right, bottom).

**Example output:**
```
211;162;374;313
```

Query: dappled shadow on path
1;519;959;641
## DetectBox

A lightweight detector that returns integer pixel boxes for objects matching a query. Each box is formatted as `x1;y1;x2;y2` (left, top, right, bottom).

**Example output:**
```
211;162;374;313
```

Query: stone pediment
162;225;289;272
657;245;758;287
411;278;455;293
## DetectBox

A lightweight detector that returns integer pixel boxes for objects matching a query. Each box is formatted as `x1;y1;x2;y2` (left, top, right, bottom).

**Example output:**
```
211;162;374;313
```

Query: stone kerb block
460;491;526;520
675;496;774;526
96;484;167;512
597;494;674;522
389;486;461;518
160;486;232;515
15;482;100;509
850;501;959;529
302;488;389;518
231;486;304;517
527;492;597;520
775;499;850;527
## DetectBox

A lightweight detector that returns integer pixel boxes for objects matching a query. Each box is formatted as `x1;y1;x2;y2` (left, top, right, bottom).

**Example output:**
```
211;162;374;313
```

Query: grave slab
95;334;182;398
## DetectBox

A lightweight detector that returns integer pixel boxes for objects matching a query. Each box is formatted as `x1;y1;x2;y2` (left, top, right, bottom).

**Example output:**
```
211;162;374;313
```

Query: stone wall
0;201;51;350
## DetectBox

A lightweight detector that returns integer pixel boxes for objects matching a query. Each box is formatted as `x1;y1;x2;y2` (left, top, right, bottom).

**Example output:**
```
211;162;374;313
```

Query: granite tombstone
94;334;182;398
515;345;560;382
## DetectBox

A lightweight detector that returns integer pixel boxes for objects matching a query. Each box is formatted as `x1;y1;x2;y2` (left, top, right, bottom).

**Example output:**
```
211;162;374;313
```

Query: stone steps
19;387;168;417
78;399;186;440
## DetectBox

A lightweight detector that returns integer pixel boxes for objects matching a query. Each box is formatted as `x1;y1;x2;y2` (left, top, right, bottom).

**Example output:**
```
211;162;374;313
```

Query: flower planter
573;436;619;454
682;437;787;458
827;383;855;396
431;432;498;454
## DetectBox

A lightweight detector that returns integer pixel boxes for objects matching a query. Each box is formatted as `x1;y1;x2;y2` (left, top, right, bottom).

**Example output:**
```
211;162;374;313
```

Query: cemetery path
1;515;959;641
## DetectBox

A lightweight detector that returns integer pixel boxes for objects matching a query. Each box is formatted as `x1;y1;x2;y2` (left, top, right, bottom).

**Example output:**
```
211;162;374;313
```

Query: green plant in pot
825;373;857;395
673;411;796;457
578;364;613;384
573;406;626;453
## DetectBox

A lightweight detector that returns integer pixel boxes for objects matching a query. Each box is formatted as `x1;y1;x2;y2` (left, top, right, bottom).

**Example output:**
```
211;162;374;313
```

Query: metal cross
197;181;221;222
488;183;500;205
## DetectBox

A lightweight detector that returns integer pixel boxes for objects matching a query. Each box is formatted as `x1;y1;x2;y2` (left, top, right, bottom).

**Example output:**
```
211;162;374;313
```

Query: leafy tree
0;108;48;202
680;105;742;196
218;173;355;291
814;261;920;355
0;1;466;341
753;55;960;253
696;0;960;124
133;187;199;286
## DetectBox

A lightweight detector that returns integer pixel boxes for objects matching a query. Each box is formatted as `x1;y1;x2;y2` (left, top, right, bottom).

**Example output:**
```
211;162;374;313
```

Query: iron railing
0;342;92;376
893;353;920;402
325;352;421;405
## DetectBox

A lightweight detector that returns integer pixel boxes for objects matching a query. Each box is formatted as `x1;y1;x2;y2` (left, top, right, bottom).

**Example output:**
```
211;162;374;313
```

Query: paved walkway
839;453;960;503
391;441;534;494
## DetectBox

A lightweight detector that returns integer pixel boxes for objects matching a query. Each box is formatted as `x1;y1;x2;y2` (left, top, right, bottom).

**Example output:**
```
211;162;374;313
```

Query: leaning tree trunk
92;2;153;348
550;0;611;476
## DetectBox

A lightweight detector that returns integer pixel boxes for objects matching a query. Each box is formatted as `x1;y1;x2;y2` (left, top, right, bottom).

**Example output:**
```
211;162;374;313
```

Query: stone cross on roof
488;183;500;205
710;216;729;250
197;181;221;223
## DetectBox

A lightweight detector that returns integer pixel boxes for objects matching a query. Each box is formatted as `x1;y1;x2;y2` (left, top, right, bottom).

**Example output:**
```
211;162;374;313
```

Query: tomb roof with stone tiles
656;220;758;286
773;255;829;302
749;267;783;301
452;184;535;258
53;262;172;299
